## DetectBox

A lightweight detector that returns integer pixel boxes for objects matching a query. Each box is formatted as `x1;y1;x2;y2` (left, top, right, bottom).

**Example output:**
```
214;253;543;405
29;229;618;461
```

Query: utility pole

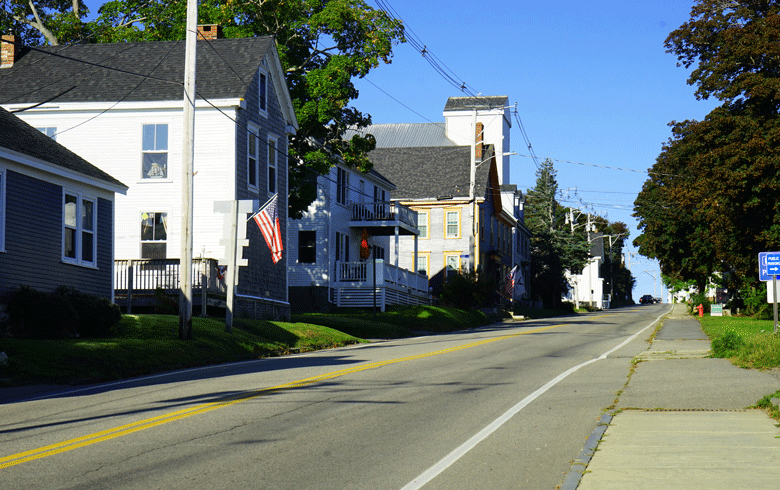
469;110;477;274
178;0;197;340
569;208;579;310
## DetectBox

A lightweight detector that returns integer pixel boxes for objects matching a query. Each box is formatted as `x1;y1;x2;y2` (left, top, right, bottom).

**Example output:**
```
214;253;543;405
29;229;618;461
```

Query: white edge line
400;306;671;490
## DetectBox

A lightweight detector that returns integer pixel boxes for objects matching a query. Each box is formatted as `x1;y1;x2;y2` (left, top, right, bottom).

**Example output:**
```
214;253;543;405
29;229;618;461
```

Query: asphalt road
0;304;671;489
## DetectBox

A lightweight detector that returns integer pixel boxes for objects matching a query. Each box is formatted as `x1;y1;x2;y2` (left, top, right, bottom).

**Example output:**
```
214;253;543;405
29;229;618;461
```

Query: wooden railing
114;258;225;312
334;260;429;310
350;201;418;229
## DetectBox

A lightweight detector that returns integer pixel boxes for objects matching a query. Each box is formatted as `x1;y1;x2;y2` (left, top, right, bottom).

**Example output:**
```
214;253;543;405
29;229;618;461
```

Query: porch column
413;234;418;273
394;226;400;269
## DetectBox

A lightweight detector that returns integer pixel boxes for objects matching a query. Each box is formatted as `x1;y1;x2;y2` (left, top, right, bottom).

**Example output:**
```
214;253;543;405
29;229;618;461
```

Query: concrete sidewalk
565;303;780;490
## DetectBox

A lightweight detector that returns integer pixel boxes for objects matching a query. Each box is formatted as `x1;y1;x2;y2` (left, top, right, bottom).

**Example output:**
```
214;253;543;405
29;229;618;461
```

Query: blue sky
351;0;721;300
78;0;718;300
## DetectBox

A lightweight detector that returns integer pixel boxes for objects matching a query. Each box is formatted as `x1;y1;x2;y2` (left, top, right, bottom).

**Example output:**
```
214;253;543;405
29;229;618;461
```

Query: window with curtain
141;212;167;258
63;191;96;266
142;124;168;179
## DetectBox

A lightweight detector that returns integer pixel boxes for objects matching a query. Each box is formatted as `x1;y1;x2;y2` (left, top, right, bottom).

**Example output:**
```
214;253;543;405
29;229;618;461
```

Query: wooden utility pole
179;0;197;339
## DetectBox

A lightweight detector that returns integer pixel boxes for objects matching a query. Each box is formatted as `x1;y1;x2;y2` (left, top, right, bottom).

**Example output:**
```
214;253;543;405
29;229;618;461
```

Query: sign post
759;252;780;333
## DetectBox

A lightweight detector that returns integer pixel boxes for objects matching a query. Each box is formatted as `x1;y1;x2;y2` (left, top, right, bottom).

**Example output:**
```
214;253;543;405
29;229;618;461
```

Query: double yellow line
1;320;592;469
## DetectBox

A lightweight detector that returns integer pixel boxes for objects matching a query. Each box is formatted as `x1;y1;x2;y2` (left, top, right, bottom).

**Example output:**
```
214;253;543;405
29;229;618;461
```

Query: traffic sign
759;252;780;281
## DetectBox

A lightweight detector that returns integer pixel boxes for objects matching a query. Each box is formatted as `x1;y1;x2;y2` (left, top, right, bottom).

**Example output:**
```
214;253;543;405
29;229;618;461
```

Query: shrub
688;291;712;315
8;286;121;339
54;286;121;338
742;284;772;319
439;270;494;309
711;329;745;357
8;286;77;339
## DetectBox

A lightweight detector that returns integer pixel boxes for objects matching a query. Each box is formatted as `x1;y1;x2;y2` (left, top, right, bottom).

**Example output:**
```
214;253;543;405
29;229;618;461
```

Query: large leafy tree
634;0;780;290
1;0;404;216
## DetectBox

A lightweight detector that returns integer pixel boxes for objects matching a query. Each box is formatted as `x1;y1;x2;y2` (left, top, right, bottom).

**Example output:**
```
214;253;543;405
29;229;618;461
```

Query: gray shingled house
0;107;127;303
0;29;298;319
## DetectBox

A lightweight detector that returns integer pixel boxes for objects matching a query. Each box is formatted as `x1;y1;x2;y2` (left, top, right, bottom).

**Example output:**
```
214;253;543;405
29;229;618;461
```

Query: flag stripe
253;194;283;263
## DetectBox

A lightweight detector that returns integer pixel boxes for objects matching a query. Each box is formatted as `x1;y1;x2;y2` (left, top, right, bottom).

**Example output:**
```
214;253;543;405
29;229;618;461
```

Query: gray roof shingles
444;96;508;112
369;145;493;201
0;37;274;105
0;107;126;189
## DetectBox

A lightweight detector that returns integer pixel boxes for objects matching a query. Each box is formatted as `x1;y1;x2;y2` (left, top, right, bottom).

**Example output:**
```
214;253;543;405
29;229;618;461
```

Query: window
373;186;387;218
36;127;56;140
268;137;277;194
63;191;96;266
445;254;460;271
141;212;167;258
259;73;267;112
142;124;168;179
337;167;349;205
416;254;428;276
247;127;259;188
417;211;428;239
298;230;316;263
445;210;460;238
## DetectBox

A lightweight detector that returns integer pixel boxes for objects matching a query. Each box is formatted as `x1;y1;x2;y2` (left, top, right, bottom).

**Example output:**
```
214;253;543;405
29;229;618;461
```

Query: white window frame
336;167;349;206
0;167;5;253
445;209;460;238
415;253;429;276
36;127;57;140
62;190;97;267
247;124;259;189
417;210;429;239
267;135;278;195
141;123;169;180
140;211;168;259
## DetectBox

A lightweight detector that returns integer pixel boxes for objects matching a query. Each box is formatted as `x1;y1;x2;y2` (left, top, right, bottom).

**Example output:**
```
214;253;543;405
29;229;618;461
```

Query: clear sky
350;0;722;301
76;0;719;301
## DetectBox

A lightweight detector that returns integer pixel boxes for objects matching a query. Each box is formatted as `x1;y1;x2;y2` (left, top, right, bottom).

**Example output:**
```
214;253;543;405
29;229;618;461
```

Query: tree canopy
634;0;780;291
1;0;405;216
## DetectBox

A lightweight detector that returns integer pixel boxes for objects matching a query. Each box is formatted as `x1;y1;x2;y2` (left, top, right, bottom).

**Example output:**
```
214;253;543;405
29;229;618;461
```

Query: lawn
0;305;490;387
698;315;780;370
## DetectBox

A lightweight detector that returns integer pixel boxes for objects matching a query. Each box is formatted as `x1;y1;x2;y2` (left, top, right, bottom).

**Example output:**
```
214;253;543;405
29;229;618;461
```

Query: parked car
639;294;654;305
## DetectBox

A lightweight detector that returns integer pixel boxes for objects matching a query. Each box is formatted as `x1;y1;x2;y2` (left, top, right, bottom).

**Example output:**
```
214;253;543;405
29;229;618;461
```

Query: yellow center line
1;318;613;469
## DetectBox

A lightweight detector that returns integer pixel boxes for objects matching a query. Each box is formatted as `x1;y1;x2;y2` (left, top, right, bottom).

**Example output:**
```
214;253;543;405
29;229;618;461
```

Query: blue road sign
759;252;780;281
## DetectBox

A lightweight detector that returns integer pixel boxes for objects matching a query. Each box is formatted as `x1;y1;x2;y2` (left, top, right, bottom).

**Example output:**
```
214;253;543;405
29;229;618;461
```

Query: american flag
504;265;518;299
252;194;283;264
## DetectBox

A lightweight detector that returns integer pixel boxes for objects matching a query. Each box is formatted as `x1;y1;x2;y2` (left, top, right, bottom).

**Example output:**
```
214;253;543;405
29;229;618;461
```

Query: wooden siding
0;170;113;300
233;62;289;304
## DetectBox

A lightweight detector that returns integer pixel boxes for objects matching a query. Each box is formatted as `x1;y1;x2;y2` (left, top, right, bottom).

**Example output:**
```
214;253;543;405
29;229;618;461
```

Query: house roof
0;37;295;123
368;144;494;201
444;96;509;112
0;107;126;190
347;123;456;148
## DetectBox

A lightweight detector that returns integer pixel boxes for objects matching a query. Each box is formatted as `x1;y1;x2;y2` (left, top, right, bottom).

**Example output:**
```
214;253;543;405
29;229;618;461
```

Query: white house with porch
288;163;428;312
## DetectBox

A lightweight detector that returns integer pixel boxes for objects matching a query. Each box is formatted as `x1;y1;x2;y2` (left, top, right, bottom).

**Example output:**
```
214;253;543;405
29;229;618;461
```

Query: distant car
639;294;654;305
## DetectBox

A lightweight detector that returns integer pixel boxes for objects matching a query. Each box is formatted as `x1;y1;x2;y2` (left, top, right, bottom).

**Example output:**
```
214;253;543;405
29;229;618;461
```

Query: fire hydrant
697;303;704;317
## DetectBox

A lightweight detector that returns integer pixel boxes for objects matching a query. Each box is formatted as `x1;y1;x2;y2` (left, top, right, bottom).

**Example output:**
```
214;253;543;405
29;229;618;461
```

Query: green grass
698;316;780;369
0;314;362;387
0;305;492;388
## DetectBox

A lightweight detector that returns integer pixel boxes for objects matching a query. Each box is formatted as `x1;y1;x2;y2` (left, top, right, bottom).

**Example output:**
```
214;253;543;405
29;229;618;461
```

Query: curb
559;411;614;490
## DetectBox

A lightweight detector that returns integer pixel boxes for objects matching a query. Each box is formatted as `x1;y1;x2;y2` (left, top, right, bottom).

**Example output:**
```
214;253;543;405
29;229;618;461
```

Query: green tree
634;0;780;291
1;0;405;217
525;159;591;309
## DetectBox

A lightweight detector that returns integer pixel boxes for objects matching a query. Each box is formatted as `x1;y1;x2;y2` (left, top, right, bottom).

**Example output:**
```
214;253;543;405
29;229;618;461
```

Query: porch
114;258;225;313
350;201;418;236
332;259;430;311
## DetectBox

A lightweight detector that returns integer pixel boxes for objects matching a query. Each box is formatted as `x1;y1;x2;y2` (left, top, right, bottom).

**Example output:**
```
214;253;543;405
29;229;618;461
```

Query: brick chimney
1;34;21;68
197;25;223;41
475;122;484;161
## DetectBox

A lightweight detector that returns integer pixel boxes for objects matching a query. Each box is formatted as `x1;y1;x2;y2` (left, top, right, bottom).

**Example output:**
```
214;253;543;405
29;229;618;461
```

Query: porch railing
334;259;429;310
350;201;417;229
